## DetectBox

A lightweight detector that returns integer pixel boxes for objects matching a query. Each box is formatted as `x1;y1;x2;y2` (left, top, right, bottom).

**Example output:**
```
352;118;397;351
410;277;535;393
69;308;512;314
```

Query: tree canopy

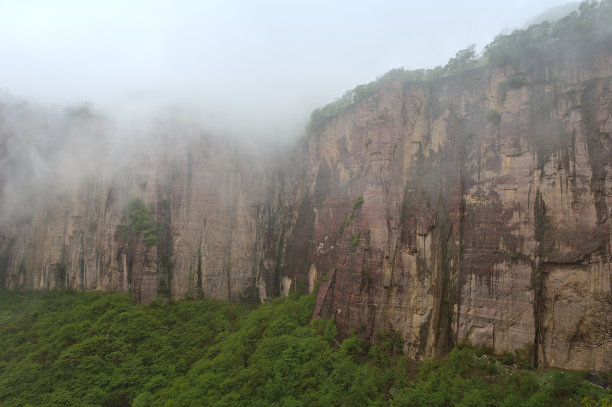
0;289;609;406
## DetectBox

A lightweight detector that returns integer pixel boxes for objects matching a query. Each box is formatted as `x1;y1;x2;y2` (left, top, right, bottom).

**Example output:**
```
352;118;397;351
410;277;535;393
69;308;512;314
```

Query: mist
1;0;577;139
0;0;583;223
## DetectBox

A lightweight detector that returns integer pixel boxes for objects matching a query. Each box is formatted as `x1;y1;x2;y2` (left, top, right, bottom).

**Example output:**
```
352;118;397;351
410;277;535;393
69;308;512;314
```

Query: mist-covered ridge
309;0;612;130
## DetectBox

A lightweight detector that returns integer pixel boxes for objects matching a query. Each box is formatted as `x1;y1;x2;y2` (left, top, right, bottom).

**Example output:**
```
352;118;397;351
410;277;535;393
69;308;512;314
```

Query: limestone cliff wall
286;48;612;371
1;47;610;370
0;121;288;304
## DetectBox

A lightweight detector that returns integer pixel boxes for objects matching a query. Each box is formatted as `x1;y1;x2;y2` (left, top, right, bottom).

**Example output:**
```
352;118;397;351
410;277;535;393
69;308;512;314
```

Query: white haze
0;0;578;141
0;0;581;223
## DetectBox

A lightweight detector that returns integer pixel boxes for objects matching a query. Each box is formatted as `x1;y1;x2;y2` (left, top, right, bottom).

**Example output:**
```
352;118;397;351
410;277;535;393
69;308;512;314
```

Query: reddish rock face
1;48;611;370
283;48;612;370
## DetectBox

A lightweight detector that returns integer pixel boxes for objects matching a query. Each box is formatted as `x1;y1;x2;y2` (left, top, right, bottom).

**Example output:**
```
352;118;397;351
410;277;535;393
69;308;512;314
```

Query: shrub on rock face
353;194;364;210
116;199;159;246
487;109;502;126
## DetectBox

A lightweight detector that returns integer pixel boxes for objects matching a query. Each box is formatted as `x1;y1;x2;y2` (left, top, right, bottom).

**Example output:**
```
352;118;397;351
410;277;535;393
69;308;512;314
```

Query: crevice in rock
533;190;547;368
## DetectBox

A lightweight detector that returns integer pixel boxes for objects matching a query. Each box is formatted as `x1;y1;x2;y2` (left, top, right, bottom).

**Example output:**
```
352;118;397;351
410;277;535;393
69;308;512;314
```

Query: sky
0;0;577;141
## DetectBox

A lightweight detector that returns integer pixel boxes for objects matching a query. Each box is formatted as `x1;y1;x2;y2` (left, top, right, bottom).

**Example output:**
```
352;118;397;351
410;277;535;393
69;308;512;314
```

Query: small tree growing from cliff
116;199;159;246
353;194;364;210
487;109;502;126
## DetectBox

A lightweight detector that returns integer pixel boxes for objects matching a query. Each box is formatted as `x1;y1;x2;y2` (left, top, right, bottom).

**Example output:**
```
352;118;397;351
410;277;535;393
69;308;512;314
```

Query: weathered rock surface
1;47;610;370
285;48;612;371
0;120;289;304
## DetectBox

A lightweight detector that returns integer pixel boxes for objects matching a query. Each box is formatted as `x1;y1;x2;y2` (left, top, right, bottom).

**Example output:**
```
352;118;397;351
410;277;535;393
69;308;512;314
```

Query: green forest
0;289;609;406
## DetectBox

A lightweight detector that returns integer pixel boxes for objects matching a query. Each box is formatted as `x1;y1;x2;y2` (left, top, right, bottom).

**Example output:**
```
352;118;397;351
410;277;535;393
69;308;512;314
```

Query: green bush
353;194;364;210
116;199;160;246
487;109;502;126
498;76;526;102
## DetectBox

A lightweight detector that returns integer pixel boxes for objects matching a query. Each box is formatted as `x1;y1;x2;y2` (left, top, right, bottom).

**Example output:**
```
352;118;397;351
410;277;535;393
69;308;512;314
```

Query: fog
0;0;583;223
1;0;576;140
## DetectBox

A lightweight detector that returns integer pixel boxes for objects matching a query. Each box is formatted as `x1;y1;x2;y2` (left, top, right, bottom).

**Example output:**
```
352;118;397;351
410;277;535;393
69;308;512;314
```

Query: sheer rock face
1;49;611;370
0;126;288;304
287;49;612;371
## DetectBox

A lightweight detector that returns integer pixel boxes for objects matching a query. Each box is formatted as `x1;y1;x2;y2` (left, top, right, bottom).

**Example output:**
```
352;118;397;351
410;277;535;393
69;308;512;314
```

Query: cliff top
308;0;612;131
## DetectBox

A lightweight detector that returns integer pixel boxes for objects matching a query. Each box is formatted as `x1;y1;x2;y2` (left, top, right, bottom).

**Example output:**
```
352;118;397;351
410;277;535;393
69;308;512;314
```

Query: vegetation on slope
0;290;609;406
309;0;612;130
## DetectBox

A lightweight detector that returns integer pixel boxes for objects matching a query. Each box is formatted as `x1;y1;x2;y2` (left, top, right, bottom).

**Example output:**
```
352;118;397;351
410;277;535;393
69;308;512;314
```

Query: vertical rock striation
0;118;289;304
286;48;612;370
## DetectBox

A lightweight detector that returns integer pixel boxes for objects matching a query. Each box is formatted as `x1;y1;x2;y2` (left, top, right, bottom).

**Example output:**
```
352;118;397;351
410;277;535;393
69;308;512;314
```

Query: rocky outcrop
1;47;610;370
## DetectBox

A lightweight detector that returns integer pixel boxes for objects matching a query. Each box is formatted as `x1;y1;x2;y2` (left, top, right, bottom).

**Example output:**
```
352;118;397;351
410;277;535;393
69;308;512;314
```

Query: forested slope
0;290;609;406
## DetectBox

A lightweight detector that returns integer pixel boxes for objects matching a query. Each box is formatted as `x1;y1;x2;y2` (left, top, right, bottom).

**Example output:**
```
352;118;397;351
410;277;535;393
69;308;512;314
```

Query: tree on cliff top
444;44;478;76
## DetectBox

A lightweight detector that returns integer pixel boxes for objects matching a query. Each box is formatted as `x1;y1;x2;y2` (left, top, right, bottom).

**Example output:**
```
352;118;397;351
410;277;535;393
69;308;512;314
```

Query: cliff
285;48;612;371
0;119;289;303
1;42;611;371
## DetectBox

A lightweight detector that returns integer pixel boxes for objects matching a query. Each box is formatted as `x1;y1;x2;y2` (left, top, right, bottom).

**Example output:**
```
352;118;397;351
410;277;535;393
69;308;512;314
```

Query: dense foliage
309;0;612;130
116;200;160;246
484;0;612;66
0;290;609;406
